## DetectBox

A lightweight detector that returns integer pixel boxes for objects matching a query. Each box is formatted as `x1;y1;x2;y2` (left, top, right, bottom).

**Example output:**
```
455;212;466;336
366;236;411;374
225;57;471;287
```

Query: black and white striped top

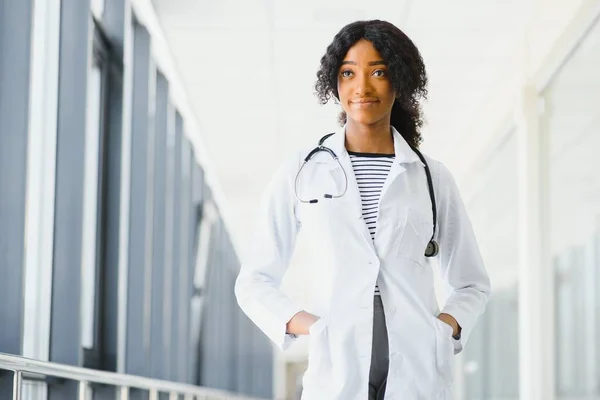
348;151;395;296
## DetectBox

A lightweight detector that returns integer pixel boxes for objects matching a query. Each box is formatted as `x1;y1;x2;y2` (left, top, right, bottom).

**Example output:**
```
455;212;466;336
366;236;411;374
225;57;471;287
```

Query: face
337;39;396;127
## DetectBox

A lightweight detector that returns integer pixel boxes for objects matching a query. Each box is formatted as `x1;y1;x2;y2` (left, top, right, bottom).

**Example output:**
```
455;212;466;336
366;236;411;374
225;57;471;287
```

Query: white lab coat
235;126;491;400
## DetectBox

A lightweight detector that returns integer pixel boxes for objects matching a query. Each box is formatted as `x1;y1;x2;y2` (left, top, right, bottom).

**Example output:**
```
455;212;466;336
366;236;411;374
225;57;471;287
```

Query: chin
347;113;387;127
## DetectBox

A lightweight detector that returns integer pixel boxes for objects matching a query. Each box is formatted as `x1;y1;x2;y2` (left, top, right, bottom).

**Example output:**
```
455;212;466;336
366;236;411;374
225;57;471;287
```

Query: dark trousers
368;295;389;400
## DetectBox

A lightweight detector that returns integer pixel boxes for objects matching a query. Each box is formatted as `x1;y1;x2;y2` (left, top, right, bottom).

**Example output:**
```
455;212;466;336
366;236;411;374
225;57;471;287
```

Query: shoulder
265;146;312;192
420;153;458;198
421;153;446;181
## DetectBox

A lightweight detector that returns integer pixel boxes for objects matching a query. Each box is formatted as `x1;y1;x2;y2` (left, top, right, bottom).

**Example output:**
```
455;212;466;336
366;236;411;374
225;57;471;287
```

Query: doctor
235;20;491;400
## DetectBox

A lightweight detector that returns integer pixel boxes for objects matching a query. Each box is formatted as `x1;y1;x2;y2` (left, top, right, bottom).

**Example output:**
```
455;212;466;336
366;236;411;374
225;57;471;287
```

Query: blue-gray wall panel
162;106;175;381
186;159;201;384
198;221;219;388
176;138;192;383
196;213;274;398
48;0;92;398
224;241;238;391
0;0;32;355
191;163;204;205
236;306;254;394
0;0;33;396
150;72;168;380
125;21;151;379
169;112;183;381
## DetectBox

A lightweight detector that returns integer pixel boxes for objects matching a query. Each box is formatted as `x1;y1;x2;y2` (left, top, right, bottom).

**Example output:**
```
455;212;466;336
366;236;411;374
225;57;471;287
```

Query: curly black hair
315;20;428;148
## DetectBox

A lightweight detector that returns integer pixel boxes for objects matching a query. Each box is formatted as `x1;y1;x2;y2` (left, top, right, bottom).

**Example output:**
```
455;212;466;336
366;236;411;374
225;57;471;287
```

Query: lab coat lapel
379;162;406;204
323;127;375;250
333;152;363;218
379;127;423;203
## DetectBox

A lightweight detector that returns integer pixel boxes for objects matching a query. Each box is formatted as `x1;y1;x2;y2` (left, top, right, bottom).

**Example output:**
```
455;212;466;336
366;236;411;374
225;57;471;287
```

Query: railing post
149;388;159;400
169;391;178;400
118;386;129;400
12;371;22;400
78;381;89;400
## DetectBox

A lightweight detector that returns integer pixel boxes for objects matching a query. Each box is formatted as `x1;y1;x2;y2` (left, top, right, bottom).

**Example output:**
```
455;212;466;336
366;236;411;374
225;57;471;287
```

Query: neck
344;119;394;154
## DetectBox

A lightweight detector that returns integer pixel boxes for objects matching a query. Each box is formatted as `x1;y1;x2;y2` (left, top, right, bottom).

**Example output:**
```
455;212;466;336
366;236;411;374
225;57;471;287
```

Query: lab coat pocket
304;316;332;387
297;200;332;231
432;316;455;385
395;208;431;267
308;316;328;336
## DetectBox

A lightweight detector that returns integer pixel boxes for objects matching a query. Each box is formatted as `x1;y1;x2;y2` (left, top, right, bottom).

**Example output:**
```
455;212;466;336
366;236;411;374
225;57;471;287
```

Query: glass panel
463;132;519;400
542;17;600;400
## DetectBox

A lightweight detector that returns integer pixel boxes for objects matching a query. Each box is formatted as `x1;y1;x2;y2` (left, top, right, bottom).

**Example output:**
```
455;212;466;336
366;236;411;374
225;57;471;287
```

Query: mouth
350;99;380;108
350;99;379;104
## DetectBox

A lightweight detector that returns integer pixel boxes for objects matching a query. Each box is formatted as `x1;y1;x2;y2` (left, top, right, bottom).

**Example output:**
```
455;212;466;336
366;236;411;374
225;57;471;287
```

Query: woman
235;20;491;400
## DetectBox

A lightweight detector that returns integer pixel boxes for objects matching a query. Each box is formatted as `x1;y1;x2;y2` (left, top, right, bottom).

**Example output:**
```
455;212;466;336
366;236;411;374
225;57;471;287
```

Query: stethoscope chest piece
425;240;439;257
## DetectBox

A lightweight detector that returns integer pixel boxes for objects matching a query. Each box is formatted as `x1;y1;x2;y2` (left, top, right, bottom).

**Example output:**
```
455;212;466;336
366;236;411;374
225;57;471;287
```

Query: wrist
438;313;461;338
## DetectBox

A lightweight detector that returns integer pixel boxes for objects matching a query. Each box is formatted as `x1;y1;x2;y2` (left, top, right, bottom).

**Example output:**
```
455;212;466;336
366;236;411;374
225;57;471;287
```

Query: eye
341;69;353;78
373;69;387;77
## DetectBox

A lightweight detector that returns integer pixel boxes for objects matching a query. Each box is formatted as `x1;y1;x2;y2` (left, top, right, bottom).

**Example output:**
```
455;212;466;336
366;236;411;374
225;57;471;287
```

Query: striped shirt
348;151;395;296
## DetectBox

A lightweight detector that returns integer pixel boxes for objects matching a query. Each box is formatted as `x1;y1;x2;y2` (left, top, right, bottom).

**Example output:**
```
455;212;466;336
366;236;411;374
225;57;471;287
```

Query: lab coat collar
324;124;424;166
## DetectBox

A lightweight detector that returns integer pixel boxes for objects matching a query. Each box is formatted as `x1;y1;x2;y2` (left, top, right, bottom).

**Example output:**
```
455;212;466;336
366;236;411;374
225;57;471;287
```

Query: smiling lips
350;98;379;107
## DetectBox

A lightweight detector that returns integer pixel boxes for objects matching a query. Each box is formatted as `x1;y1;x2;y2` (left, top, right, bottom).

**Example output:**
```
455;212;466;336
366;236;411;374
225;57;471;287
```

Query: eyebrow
340;60;388;66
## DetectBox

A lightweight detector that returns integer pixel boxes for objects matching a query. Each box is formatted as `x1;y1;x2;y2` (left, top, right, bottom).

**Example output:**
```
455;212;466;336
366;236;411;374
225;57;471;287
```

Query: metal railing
0;352;264;400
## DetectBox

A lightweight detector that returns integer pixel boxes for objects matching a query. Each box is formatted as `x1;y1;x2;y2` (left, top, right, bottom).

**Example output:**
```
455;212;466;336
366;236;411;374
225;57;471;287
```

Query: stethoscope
294;132;439;258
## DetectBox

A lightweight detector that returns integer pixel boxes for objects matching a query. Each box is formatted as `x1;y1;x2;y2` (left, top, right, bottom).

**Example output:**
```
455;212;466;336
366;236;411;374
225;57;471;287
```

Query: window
542;17;600;399
81;46;109;366
80;17;122;373
462;131;520;399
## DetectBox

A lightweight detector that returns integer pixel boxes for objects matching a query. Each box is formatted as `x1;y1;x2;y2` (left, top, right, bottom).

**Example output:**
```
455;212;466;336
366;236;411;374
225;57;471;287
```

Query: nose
354;72;373;96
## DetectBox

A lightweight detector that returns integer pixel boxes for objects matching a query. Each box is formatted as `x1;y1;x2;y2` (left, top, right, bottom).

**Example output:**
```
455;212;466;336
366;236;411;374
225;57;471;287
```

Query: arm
434;161;492;354
234;154;315;351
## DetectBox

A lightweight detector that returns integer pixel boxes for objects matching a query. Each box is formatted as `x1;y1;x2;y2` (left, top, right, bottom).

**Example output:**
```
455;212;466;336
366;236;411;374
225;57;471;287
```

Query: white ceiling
150;0;531;357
